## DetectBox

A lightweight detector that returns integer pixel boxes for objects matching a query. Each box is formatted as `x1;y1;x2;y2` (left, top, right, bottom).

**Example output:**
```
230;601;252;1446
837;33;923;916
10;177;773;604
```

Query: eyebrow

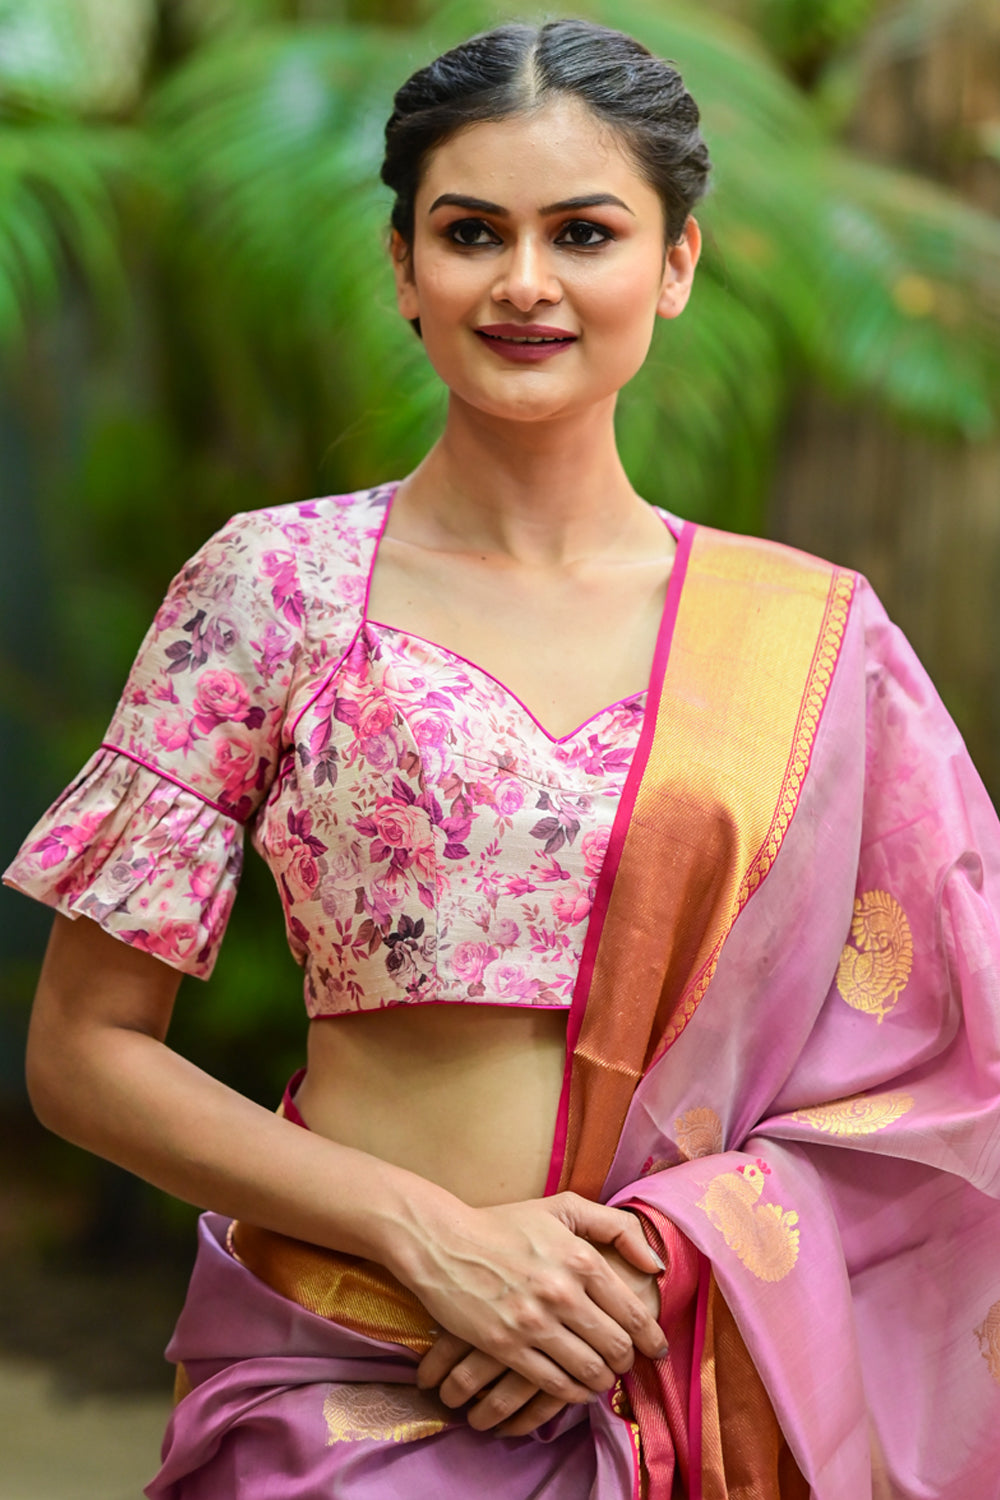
427;192;635;217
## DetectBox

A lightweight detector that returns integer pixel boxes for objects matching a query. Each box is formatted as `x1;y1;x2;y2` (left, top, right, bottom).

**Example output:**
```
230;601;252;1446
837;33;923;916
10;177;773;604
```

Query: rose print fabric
4;488;656;1015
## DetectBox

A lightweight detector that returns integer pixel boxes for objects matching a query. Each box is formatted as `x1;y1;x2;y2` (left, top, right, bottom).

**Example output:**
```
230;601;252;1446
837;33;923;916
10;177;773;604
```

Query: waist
294;1004;569;1205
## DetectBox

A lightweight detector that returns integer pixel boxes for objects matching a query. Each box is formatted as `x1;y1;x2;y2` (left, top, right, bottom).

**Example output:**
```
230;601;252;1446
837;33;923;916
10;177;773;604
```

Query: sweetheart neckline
364;619;646;746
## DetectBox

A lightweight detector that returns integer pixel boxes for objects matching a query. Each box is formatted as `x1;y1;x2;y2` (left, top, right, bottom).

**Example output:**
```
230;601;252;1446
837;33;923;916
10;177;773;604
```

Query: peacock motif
675;1106;724;1160
974;1301;1000;1385
696;1159;800;1282
791;1090;914;1136
835;890;913;1022
324;1383;448;1444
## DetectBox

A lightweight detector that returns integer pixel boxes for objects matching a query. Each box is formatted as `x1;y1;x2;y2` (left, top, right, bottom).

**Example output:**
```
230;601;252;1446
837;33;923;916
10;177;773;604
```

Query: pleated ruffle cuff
2;747;243;978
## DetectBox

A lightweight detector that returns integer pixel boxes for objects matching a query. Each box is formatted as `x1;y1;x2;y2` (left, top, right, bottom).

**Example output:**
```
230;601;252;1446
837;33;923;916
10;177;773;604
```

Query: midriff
296;1006;569;1206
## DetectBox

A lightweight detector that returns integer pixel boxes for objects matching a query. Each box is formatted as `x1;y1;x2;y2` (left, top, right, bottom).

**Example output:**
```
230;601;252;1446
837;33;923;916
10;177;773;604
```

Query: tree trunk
770;0;1000;798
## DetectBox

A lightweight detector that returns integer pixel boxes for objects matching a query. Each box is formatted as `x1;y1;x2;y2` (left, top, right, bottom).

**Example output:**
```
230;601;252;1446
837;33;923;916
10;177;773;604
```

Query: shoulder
167;484;397;629
687;520;855;588
197;484;396;575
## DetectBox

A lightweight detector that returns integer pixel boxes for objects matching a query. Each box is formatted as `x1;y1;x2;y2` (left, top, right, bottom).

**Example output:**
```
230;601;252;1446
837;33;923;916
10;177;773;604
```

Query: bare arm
28;913;666;1401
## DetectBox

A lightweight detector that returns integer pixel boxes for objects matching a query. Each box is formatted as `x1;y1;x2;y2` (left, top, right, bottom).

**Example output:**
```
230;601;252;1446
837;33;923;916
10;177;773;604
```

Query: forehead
416;94;658;213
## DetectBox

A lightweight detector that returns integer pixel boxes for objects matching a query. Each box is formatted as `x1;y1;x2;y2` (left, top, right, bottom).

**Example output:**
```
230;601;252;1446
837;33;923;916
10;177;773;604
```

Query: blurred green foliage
2;0;1000;1144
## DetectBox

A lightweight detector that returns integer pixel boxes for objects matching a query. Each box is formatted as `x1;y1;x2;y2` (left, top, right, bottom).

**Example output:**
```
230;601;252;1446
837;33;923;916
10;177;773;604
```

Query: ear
390;229;420;322
656;215;702;321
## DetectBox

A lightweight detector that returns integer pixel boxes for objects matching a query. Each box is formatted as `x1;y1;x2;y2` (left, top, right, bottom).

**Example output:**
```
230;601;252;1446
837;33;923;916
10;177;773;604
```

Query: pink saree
148;524;1000;1498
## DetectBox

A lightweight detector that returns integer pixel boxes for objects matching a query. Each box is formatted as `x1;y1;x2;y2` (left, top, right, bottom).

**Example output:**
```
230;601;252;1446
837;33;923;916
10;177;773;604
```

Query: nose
492;234;561;312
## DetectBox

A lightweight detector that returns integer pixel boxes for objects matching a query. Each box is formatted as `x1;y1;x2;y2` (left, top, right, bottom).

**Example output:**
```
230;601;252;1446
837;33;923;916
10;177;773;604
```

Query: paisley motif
675;1106;724;1160
696;1159;800;1282
791;1091;914;1136
835;890;913;1022
323;1383;448;1444
974;1301;1000;1385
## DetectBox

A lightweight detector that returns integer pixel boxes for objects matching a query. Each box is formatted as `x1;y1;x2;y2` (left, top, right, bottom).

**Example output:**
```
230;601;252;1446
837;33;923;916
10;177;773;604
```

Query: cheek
580;263;663;330
415;254;481;315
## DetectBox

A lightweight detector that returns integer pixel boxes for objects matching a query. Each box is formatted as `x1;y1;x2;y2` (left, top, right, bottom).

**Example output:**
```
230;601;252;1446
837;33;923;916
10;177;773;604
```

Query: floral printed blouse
4;488;665;1016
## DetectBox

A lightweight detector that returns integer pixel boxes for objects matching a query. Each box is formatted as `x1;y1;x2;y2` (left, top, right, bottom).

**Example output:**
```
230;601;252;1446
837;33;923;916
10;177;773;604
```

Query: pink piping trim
309;996;571;1018
688;1255;710;1500
287;485;400;740
543;520;696;1195
367;509;676;746
368;621;645;746
282;1068;309;1126
98;744;241;823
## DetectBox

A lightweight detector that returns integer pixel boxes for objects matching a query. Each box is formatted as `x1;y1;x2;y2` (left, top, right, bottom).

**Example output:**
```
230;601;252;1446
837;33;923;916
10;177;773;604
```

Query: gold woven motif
974;1301;1000;1385
835;890;913;1022
791;1091;914;1136
323;1383;448;1444
697;1161;800;1282
675;1106;724;1160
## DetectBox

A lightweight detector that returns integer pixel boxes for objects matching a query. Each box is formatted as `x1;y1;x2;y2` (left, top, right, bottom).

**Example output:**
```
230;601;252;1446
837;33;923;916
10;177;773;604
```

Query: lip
474;322;578;364
477;323;578;338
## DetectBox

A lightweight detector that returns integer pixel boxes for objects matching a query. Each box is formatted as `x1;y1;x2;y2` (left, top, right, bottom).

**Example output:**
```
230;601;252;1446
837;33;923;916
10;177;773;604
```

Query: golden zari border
563;532;855;1198
228;1220;436;1355
659;564;856;1055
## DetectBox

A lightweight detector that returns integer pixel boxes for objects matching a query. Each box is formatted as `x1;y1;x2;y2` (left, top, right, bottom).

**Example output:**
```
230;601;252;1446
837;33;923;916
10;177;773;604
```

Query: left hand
416;1239;663;1436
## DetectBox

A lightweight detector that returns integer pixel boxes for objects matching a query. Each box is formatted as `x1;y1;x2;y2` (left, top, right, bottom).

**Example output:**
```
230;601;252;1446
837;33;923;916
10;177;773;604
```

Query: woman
5;19;1000;1499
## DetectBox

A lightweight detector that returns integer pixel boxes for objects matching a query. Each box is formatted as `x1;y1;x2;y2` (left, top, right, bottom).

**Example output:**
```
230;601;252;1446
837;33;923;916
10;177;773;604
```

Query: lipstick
474;322;578;364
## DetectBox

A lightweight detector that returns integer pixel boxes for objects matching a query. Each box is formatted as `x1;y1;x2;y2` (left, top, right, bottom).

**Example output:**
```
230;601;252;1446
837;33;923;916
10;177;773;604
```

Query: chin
453;375;621;426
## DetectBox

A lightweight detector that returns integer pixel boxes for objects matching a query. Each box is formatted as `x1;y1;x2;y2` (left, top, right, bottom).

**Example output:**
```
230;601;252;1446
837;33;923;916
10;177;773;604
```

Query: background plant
1;0;998;1235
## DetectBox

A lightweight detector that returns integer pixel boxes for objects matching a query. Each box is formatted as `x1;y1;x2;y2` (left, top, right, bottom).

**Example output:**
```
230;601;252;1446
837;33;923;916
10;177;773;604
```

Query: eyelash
445;218;614;249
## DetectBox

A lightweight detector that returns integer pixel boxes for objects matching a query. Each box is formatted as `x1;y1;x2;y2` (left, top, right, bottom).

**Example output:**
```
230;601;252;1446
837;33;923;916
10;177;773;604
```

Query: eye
555;220;614;248
446;218;501;247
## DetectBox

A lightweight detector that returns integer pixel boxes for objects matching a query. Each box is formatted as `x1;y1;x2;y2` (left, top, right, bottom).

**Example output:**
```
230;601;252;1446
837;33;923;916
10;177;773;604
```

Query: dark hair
381;18;711;253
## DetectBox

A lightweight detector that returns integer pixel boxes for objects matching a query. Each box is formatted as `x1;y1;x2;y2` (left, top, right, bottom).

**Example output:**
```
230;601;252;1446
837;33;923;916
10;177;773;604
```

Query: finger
497;1391;572;1437
438;1349;508;1409
533;1242;660;1371
479;1343;596;1406
416;1332;474;1391
608;1209;667;1277
580;1265;667;1362
467;1370;545;1431
555;1194;665;1276
553;1291;638;1376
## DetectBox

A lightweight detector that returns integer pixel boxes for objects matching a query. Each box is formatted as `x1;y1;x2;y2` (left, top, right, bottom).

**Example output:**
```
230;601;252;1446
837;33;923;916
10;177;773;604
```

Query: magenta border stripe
98;744;242;823
688;1255;710;1500
287;486;399;741
543;521;696;1195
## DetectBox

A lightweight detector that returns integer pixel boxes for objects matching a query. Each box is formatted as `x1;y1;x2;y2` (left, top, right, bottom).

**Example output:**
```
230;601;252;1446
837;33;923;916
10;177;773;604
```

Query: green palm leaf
0;114;143;344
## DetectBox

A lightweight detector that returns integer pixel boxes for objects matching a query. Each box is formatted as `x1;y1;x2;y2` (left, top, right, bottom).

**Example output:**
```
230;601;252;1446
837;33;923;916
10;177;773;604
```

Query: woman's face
392;94;701;424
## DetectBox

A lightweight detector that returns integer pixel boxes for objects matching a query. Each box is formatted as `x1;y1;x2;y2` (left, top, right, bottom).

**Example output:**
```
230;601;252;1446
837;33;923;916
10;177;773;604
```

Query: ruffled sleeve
4;749;242;976
3;508;297;976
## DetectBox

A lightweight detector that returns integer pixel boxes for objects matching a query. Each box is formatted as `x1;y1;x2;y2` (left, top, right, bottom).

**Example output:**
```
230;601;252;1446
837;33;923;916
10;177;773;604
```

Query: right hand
417;1235;664;1433
397;1192;667;1407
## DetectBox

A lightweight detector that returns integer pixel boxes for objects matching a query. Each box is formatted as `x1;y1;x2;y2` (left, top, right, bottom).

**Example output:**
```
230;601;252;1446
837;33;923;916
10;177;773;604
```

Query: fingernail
650;1251;666;1272
655;1343;669;1359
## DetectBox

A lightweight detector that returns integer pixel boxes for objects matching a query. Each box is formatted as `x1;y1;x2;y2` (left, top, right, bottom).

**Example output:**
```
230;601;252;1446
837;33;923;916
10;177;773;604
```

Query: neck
394;392;654;567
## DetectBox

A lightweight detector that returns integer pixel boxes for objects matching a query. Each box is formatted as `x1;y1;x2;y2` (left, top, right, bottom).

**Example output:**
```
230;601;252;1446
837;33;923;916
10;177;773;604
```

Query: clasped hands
408;1192;665;1437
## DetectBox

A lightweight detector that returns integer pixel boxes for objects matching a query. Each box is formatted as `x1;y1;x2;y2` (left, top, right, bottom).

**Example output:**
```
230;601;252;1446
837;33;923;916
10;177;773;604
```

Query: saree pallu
148;525;1000;1499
